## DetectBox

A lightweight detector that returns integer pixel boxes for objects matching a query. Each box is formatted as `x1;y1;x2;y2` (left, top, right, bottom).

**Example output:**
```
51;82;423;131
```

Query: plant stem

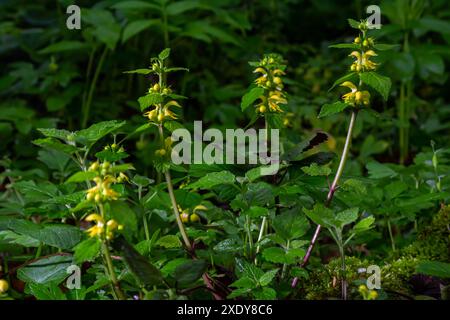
255;118;269;262
339;243;347;300
81;46;108;128
387;219;396;252
292;111;358;288
99;203;125;300
101;241;126;300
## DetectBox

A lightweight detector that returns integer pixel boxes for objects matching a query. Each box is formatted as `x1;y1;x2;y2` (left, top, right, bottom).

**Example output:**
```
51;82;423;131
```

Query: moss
302;206;449;299
301;256;371;300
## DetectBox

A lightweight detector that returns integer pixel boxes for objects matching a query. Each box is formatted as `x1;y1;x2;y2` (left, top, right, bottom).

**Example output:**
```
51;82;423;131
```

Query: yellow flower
340;81;370;106
162;100;181;120
0;279;9;293
349;50;378;72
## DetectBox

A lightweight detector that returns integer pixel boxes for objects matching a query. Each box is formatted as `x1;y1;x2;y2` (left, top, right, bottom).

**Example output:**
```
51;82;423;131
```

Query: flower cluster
341;81;370;106
85;213;123;240
178;204;207;224
85;161;127;203
358;284;378;300
144;99;181;123
253;54;287;114
340;22;377;107
155;137;173;158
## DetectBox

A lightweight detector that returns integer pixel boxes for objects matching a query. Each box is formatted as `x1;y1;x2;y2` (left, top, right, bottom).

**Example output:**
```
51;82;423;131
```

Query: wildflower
85;213;105;238
349;50;378;72
340;81;370;106
180;212;189;223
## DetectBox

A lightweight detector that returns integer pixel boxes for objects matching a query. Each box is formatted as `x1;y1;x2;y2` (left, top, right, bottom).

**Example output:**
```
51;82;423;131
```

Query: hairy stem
292;111;357;288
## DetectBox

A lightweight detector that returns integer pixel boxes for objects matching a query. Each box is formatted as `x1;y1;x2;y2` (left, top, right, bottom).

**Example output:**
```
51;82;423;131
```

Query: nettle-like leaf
174;259;208;286
241;87;264;111
155;235;182;248
138;93;164;111
359;72;392;101
17;255;74;285
76;120;126;147
272;209;310;241
73;237;101;264
318;101;351;118
187;170;236;190
301;163;331;176
352;216;375;234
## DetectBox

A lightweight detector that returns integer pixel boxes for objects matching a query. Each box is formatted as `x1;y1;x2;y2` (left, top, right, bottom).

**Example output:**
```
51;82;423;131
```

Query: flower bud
259;105;267;113
0;279;9;293
180;212;189;223
190;213;200;223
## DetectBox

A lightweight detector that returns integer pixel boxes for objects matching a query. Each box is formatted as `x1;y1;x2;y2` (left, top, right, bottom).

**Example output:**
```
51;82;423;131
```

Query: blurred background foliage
0;0;449;176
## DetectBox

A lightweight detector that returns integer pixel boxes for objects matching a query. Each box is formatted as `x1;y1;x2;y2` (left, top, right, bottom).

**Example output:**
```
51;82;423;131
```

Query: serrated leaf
272;209;310;241
241;87;264;111
366;161;397;179
138;93;163;111
156;235;182;248
65;171;97;184
73;238;101;263
348;18;361;29
76;120;126;147
174;260;207;286
33;138;80;154
318;101;350;118
329;43;360;50
359;72;391;101
301;163;331;176
259;269;279;286
352;216;375;234
17;255;74;284
329;72;357;91
187;170;235;190
336;208;359;227
158;48;171;60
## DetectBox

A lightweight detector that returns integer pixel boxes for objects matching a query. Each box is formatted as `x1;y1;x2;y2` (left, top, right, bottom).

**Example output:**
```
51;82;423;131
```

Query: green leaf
158;48;171;60
318;101;350;118
301;163;331;176
112;1;160;11
336;208;359;227
272;209;310;241
366;161;397;179
254;287;276;300
156;235;182;248
109;201;138;236
0;230;40;247
76;120;126;147
259;269;279;286
329;72;357;91
329;43;360;50
7;220;82;250
187;170;236;190
113;237;163;287
416;261;450;279
303;204;335;227
348;18;361;29
138;93;163;111
123;68;153;75
38;41;87;54
17;255;74;284
174;260;208;286
244;206;269;218
37;128;72;140
359;72;391;101
122;20;157;43
26;283;67;300
241;87;264;111
33;138;80;154
352;216;375;234
65;171;97;184
73;238;101;264
166;1;204;15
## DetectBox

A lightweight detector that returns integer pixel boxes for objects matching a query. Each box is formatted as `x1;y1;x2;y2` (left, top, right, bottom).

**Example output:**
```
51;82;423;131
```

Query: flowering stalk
292;19;391;292
134;49;223;299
